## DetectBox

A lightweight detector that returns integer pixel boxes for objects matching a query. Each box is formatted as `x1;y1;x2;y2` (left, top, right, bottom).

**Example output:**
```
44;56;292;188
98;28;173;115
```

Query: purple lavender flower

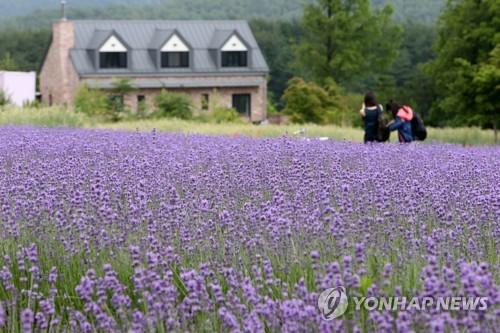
21;309;34;333
48;267;58;284
219;307;240;331
0;127;498;332
0;302;5;328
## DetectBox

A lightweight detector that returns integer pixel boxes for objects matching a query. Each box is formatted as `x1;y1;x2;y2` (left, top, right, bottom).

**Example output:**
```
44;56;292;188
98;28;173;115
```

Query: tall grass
426;127;496;146
0;106;91;128
0;106;497;145
100;118;497;145
97;118;364;142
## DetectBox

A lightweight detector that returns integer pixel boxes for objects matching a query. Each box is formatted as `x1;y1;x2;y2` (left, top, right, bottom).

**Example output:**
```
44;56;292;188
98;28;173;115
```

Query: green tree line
425;0;499;138
0;0;444;22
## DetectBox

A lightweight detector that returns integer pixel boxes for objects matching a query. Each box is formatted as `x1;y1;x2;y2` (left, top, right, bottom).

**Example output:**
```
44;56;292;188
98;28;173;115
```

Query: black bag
411;112;427;141
377;112;391;142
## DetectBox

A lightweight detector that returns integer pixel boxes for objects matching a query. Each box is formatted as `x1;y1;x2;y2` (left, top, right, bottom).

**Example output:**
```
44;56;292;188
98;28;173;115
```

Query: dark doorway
201;94;209;111
232;94;251;117
137;95;146;113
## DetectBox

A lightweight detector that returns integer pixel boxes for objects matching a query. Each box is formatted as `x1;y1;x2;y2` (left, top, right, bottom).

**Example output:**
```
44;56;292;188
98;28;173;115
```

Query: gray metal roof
87;30;113;50
209;30;234;49
149;29;175;49
70;20;269;77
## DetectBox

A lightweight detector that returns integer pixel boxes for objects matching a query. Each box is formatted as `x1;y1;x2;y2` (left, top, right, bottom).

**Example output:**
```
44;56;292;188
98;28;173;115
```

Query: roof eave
78;71;269;78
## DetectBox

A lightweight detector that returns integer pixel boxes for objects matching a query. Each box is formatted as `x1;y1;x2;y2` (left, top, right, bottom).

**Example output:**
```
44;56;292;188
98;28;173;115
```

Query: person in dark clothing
386;101;414;143
360;92;384;143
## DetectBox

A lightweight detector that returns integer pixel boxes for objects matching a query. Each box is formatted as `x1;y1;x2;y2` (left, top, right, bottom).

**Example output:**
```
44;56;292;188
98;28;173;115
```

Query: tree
74;85;109;117
107;77;135;119
0;29;50;71
0;0;446;25
282;77;344;124
0;89;11;107
111;77;134;96
376;23;437;119
373;0;445;24
0;52;17;70
294;0;401;88
425;0;499;140
474;45;500;142
250;19;301;109
154;90;192;119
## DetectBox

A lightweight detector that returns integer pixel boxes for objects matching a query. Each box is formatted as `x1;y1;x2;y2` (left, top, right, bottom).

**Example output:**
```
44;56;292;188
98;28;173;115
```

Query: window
201;94;209;111
100;52;127;69
137;95;145;103
161;52;189;68
232;94;251;117
222;51;247;67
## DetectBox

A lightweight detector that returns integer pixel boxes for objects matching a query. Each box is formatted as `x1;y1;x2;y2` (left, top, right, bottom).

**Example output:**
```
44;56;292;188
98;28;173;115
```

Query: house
40;20;269;122
0;71;36;106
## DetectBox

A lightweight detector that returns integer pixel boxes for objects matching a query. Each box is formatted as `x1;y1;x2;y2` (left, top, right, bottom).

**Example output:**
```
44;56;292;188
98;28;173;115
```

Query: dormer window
99;35;127;69
222;52;247;67
161;34;190;68
221;35;248;68
100;52;127;69
161;52;189;68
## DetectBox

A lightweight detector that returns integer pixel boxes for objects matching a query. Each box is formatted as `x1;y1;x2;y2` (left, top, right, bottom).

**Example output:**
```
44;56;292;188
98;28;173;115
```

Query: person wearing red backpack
386;101;414;143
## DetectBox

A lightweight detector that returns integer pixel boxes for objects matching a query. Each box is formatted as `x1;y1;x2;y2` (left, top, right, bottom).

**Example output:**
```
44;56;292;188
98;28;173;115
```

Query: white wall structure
162;34;189;52
100;36;127;52
0;71;36;106
222;35;248;52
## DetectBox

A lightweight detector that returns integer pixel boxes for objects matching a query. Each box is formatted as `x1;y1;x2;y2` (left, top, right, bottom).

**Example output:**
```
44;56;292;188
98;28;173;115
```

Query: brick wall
40;21;80;106
83;76;268;121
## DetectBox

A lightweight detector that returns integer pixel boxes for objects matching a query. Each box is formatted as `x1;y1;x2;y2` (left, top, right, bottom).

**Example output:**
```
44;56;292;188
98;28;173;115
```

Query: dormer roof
210;30;249;51
87;30;129;52
222;35;248;52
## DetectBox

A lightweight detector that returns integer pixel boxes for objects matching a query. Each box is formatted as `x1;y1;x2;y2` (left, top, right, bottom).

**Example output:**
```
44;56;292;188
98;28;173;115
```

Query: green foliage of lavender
0;127;498;332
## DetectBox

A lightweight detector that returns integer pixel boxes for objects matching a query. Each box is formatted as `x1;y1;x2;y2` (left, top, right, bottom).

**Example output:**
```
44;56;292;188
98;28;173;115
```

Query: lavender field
0;127;498;333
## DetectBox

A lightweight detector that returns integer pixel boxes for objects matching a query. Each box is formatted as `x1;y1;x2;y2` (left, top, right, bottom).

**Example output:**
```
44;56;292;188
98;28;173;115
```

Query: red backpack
397;106;414;122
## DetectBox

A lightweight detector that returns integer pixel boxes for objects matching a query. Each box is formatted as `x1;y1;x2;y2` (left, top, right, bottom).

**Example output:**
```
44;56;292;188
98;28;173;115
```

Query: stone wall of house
83;76;268;121
40;21;80;106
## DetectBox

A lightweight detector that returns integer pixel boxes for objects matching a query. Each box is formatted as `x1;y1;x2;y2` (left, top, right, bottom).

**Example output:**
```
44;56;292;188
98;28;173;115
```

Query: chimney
61;0;67;21
40;13;78;105
52;19;76;103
